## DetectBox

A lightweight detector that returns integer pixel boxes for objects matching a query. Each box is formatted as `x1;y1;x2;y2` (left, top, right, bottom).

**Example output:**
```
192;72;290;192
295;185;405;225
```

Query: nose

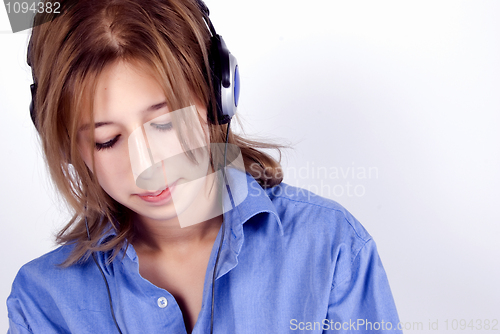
128;105;209;191
128;125;168;191
136;160;167;191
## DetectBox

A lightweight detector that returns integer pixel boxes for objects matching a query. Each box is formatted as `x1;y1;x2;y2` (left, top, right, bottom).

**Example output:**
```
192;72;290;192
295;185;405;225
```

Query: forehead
92;60;166;120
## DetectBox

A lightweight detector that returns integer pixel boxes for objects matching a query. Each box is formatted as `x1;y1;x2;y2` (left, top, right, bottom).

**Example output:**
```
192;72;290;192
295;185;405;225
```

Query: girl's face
77;60;215;226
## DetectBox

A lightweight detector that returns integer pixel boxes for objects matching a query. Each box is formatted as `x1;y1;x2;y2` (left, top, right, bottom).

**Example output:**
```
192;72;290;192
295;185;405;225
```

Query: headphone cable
210;119;232;334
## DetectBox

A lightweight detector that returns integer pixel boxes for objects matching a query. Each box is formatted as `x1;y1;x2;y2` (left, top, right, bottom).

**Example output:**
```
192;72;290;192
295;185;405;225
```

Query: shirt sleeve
8;319;33;334
7;297;33;334
324;239;403;333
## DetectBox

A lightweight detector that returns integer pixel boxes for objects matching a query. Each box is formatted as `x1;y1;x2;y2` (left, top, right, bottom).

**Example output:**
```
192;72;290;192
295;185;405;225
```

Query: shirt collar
97;167;283;274
223;167;283;233
208;167;283;279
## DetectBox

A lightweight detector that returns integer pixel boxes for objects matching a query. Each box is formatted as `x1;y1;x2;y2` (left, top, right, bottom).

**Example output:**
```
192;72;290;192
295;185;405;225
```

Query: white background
1;0;499;332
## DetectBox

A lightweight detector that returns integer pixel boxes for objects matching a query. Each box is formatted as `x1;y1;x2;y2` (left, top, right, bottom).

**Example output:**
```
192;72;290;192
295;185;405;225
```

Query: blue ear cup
206;32;239;125
215;36;239;124
234;64;240;108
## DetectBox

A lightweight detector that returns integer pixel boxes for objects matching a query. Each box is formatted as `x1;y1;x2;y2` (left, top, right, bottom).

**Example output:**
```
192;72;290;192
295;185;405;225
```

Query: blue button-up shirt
7;170;402;333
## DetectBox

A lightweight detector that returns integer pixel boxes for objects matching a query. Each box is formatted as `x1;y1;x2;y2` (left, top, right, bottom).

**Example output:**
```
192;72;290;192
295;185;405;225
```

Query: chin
135;206;179;222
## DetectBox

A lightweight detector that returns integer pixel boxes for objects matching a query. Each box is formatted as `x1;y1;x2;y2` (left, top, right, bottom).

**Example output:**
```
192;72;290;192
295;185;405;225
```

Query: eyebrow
78;101;168;132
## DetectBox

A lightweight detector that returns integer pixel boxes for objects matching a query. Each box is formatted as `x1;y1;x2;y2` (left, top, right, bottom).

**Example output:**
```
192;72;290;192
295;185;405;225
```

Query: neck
132;214;222;253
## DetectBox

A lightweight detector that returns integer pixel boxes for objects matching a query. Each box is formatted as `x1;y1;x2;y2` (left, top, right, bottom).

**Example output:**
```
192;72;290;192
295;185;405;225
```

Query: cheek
182;147;211;181
92;156;132;199
95;148;132;178
78;143;134;196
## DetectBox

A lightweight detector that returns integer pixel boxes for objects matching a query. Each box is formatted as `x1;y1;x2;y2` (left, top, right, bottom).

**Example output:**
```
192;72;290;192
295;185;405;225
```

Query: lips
138;188;165;197
136;180;178;203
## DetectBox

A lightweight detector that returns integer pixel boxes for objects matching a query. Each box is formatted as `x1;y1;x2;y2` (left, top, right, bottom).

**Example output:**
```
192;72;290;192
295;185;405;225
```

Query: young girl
7;0;402;333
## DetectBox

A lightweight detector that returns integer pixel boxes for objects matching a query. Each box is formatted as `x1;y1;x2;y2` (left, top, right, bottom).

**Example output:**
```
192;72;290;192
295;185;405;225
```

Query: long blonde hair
28;0;285;266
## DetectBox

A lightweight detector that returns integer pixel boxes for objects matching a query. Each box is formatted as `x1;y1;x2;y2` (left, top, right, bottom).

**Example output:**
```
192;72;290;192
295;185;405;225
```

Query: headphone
27;0;240;129
198;0;240;124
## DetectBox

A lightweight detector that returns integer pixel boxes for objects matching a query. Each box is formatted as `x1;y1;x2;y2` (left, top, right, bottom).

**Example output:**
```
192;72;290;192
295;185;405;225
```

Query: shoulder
266;181;371;241
7;244;99;331
10;244;88;287
263;182;373;278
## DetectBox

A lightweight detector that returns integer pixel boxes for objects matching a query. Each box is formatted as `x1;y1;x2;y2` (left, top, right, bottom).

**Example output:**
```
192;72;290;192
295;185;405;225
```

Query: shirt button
157;297;168;308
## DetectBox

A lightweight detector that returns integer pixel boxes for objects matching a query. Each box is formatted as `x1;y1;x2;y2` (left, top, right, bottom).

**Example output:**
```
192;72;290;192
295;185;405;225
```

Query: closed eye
95;135;121;151
151;122;173;132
